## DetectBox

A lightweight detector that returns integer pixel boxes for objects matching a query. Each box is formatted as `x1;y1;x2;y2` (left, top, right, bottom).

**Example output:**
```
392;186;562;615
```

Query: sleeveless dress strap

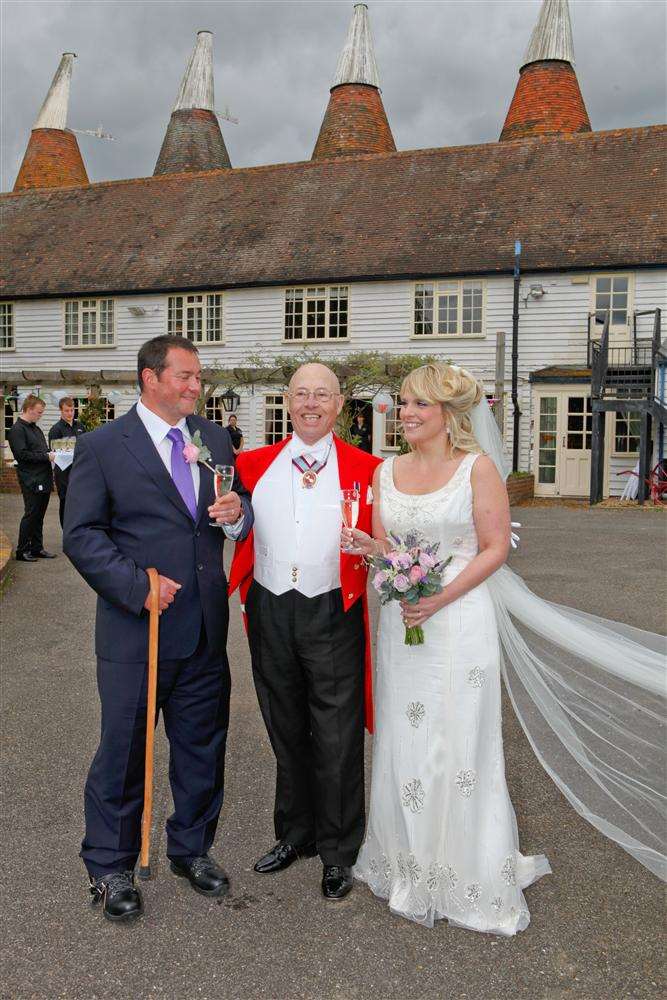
379;455;396;494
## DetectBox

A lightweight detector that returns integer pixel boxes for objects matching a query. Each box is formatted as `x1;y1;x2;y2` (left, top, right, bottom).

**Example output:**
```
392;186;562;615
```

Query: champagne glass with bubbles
340;485;360;549
211;464;235;527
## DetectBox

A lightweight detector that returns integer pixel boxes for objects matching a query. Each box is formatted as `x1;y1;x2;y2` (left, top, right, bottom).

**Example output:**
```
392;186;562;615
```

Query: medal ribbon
292;453;330;477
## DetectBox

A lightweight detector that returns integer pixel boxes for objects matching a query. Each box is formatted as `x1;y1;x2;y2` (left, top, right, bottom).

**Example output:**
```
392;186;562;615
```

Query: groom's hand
144;574;182;614
208;491;242;525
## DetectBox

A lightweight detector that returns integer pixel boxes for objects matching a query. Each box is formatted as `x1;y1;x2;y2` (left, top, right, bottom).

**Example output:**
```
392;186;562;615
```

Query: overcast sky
2;0;665;190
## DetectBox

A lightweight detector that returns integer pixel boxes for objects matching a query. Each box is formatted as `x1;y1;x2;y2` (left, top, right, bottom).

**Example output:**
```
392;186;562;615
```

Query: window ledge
612;452;640;459
410;334;486;341
282;338;349;345
63;343;117;350
0;347;16;352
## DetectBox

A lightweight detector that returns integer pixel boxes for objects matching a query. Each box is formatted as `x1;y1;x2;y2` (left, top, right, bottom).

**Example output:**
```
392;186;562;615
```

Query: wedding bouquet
369;531;451;646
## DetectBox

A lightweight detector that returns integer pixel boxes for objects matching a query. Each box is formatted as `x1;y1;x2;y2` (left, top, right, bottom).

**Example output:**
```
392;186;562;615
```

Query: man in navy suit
64;335;253;922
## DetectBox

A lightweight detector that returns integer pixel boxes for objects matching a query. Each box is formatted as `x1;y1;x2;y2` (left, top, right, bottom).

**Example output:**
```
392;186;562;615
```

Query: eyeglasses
289;389;339;403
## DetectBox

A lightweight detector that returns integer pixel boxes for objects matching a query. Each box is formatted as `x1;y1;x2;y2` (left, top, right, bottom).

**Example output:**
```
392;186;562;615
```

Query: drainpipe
512;240;521;472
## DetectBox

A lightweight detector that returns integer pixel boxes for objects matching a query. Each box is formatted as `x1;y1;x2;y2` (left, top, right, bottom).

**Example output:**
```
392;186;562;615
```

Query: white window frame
167;292;224;344
382;394;402;451
590;274;633;332
204;395;227;426
283;285;349;343
412;280;486;339
612;410;641;457
0;302;14;351
72;395;116;424
264;393;292;444
62;298;115;349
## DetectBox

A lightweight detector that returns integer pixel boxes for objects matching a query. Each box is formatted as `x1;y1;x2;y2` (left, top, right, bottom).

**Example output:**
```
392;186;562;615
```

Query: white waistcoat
252;439;342;598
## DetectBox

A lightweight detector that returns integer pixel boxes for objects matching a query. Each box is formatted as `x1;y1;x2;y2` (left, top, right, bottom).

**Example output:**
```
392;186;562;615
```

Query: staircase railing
590;312;610;399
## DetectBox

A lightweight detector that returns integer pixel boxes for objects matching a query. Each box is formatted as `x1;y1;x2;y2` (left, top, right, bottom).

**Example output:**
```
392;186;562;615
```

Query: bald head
288;363;340;395
287;363;344;446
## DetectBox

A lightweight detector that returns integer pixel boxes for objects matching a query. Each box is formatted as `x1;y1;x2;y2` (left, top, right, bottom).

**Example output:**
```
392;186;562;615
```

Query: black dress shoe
89;871;143;922
15;552;38;562
322;865;353;900
34;549;57;559
170;854;230;897
253;841;317;874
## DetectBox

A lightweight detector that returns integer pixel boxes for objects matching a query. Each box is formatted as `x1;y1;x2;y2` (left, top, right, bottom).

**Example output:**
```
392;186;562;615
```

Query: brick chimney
13;53;88;191
154;30;231;175
312;3;396;160
500;0;591;142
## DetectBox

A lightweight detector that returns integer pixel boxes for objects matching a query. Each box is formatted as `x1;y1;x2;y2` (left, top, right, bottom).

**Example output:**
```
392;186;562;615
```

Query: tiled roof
13;128;88;192
312;84;396;160
154;109;231;175
2;126;665;299
500;61;591;141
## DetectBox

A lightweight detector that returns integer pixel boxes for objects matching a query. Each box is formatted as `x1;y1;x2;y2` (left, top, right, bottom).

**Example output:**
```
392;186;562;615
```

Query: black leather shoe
89;871;143;922
15;552;38;562
322;865;353;900
170;854;230;897
254;841;317;874
34;549;57;559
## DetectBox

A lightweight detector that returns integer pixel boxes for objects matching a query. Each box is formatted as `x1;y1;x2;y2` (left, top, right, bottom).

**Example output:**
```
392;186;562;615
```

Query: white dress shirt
252;431;342;598
136;398;243;539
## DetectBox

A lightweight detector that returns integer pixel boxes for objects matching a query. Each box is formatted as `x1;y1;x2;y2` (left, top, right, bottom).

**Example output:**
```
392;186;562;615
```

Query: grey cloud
2;0;665;189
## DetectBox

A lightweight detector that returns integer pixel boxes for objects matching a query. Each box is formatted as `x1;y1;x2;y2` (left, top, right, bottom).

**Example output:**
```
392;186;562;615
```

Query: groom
64;335;252;922
228;363;381;900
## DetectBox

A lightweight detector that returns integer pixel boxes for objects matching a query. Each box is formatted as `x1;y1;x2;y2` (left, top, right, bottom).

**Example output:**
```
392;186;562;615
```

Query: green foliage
197;348;452;441
78;397;106;432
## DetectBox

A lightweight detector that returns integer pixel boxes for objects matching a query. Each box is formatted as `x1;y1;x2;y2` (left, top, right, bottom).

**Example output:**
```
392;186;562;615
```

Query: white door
592;275;632;348
559;394;592;496
534;390;609;498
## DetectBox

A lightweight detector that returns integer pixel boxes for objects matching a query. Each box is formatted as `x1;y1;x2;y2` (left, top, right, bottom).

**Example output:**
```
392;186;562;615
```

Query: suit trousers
17;482;50;556
246;581;366;867
81;624;231;877
54;467;70;528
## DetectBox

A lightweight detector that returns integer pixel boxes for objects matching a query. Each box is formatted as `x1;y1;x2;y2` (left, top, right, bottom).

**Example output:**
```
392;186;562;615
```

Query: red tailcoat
228;436;382;732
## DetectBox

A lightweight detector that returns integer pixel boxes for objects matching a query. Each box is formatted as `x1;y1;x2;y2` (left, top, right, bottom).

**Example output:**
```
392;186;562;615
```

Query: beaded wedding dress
353;454;551;934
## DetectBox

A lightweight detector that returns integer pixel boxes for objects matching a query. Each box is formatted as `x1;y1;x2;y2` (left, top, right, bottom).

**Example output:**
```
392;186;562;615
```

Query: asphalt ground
0;495;665;1000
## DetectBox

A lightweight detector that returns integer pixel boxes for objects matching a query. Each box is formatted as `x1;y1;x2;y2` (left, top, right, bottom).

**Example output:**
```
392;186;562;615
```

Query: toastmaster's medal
292;444;333;489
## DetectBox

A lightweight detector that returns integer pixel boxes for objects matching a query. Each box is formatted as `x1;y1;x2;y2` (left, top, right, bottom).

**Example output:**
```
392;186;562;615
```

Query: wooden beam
589;410;606;505
637;411;651;505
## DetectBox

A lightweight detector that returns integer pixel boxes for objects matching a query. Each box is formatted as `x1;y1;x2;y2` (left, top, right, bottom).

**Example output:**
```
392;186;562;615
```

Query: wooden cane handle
139;568;160;877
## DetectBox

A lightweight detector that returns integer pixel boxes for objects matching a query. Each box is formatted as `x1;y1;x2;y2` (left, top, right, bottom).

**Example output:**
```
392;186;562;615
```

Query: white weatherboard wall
4;269;666;481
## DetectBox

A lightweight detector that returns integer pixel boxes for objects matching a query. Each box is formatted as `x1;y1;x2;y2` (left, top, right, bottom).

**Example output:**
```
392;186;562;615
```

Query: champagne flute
340;486;360;550
211;464;235;527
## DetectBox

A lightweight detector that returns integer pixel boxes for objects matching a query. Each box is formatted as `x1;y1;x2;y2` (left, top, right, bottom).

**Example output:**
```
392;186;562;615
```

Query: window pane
596;278;612;293
614;277;628;293
414;284;434;336
168;296;184;336
567;433;584;449
65;302;79;345
0;303;14;349
540;397;557;415
568;397;584;413
328;286;348;339
206;294;223;342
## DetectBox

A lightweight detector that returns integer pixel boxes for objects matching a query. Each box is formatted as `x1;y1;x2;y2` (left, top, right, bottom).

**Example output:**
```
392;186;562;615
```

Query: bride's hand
341;527;376;556
400;590;450;626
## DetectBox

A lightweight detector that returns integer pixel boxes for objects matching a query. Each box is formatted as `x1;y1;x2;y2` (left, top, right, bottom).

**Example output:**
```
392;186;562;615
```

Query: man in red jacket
227;363;381;900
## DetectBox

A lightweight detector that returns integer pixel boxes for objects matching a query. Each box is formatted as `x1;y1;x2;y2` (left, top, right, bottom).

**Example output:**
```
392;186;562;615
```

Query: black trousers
54;467;70;528
81;625;231;878
17;483;50;556
246;581;366;867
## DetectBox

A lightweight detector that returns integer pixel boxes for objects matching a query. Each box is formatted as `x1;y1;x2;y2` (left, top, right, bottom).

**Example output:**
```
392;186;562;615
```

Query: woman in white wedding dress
343;363;666;935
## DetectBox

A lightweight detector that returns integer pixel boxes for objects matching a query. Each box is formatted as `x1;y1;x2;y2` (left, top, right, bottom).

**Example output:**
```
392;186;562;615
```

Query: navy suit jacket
63;405;253;662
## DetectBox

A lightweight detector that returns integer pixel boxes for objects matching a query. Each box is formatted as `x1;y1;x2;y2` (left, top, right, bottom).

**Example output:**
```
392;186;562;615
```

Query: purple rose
372;570;388;589
396;552;413;570
394;574;411;593
418;551;436;571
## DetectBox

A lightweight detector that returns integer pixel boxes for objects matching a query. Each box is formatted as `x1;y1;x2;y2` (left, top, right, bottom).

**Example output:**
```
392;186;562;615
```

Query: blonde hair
400;363;483;455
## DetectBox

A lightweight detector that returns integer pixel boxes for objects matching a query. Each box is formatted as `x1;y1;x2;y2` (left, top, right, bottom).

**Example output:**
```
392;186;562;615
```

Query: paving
0;494;665;1000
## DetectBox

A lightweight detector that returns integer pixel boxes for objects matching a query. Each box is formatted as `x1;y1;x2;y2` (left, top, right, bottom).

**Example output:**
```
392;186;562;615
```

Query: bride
342;363;665;935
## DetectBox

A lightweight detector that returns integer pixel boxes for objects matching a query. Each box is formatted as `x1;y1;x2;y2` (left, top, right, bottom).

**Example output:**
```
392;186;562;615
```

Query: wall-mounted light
220;388;241;413
522;283;547;308
127;305;146;317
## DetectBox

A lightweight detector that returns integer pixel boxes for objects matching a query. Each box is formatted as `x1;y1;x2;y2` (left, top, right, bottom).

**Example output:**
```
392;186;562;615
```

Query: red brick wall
500;61;591;142
0;463;21;494
312;84;396;160
14;128;88;191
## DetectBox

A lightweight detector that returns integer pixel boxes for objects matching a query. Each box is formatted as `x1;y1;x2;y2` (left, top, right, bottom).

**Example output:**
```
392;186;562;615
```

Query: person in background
7;394;57;562
48;396;86;527
227;414;244;455
351;411;372;453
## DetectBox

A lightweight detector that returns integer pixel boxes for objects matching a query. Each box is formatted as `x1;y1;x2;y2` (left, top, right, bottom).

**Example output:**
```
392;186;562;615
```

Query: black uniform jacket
7;418;54;492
